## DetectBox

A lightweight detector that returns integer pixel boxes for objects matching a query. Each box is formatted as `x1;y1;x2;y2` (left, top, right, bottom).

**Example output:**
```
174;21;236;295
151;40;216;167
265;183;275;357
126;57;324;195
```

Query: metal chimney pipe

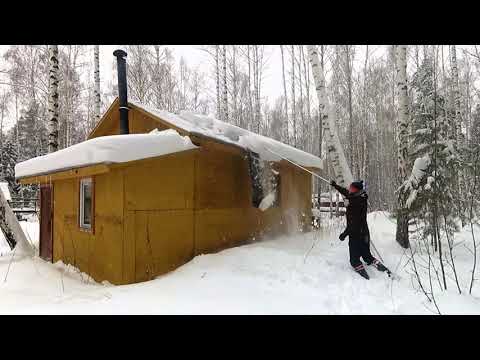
113;49;129;134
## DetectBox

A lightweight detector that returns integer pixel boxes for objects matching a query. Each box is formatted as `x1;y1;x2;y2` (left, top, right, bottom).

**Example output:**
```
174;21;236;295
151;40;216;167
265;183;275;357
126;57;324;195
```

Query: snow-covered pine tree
467;104;480;219
398;56;461;248
0;136;20;197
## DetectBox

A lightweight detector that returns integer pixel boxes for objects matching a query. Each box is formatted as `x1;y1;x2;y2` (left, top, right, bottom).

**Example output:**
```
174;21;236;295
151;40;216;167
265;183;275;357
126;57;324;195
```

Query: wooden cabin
15;99;323;285
14;51;323;285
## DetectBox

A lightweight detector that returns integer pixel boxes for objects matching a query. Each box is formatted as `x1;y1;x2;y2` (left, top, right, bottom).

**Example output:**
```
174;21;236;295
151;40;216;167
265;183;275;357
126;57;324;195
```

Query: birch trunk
222;45;228;122
297;45;305;148
396;45;409;180
94;45;101;122
319;45;325;159
232;46;238;126
0;184;33;255
215;45;220;118
0;95;4;180
253;45;261;133
15;94;20;161
280;45;289;142
362;45;369;179
0;92;7;178
307;45;353;188
450;45;463;144
48;45;59;153
345;46;355;177
450;45;466;224
291;45;297;146
256;47;262;133
154;45;161;108
302;45;312;152
415;45;420;71
316;46;325;199
395;45;410;249
441;46;450;140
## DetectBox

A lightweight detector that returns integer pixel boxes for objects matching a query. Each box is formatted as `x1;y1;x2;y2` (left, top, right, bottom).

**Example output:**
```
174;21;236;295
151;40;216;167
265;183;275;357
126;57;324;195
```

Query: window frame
79;177;95;233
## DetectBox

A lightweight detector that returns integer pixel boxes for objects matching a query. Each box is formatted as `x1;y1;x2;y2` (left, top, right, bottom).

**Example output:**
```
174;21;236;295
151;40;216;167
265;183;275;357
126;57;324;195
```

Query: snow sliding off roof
130;101;323;169
15;100;323;179
15;129;197;179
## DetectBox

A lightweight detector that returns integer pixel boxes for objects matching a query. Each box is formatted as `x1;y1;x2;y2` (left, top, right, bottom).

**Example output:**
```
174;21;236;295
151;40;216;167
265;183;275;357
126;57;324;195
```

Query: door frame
39;184;54;262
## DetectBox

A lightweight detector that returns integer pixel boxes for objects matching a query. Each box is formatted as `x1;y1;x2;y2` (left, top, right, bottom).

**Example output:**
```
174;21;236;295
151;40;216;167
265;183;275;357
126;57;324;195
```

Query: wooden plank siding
52;168;125;284
48;146;312;285
18;164;110;185
121;150;196;283
88;100;171;140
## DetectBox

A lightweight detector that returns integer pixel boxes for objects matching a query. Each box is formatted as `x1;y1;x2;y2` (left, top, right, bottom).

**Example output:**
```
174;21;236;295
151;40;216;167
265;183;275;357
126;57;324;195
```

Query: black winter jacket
332;183;370;241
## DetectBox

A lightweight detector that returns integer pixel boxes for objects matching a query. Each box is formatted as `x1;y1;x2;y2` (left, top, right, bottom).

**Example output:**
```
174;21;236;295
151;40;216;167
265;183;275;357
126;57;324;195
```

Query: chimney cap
113;49;127;58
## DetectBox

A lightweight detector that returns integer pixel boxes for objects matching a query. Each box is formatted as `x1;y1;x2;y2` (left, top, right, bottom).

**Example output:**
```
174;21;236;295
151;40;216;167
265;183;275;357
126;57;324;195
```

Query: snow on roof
130;101;323;169
0;182;11;201
15;129;197;179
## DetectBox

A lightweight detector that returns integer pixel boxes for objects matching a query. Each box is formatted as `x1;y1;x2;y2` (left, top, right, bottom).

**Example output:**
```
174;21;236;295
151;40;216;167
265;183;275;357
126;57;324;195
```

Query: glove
330;180;337;187
339;231;347;241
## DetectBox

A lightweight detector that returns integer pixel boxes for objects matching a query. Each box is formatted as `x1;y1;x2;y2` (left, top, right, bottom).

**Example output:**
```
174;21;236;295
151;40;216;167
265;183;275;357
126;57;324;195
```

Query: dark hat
350;180;364;191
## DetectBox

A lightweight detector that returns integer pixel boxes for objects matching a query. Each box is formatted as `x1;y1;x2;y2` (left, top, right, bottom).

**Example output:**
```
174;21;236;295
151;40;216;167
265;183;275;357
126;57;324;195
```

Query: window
79;178;93;230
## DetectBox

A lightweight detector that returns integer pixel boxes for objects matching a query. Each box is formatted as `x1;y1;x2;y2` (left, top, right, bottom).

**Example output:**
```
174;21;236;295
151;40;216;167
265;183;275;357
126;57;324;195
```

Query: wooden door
39;184;53;261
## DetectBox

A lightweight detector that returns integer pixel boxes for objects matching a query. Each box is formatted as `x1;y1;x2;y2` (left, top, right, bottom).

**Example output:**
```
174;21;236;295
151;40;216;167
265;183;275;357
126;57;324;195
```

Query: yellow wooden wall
279;160;312;234
89;105;169;139
192;147;311;255
51;143;312;285
122;151;197;283
52;167;125;284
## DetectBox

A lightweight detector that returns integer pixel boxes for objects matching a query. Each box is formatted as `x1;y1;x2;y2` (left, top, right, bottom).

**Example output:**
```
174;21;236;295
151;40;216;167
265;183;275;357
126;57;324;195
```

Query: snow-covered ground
0;212;479;314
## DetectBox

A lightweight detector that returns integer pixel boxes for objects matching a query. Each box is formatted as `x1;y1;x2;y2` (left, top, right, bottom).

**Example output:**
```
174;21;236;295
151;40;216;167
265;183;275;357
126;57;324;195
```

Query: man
330;179;388;280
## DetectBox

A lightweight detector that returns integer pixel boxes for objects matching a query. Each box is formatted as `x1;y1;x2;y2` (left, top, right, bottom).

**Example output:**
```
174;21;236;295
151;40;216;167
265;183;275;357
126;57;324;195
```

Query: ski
370;261;401;280
378;266;401;281
386;270;401;281
353;264;370;280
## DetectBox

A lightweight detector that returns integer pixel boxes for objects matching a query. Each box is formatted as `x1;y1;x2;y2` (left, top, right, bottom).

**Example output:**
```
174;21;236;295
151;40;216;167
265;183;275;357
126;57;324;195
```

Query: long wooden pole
265;147;330;184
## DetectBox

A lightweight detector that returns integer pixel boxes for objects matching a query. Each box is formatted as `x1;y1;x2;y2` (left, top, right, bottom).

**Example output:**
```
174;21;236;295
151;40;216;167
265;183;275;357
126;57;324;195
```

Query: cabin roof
15;98;324;181
128;100;323;170
15;129;197;179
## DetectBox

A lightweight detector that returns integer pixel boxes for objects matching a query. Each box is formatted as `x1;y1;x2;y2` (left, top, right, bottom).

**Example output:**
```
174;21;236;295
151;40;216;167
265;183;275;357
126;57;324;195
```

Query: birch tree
450;45;463;144
215;45;220;118
0;91;10;180
280;45;289;142
395;45;410;249
291;45;297;146
308;45;353;188
94;45;101;122
48;45;59;153
222;45;228;122
344;46;355;176
125;45;153;104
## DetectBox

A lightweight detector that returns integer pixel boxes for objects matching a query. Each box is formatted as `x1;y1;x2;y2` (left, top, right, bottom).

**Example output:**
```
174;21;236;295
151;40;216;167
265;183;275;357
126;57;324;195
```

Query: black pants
349;234;375;268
